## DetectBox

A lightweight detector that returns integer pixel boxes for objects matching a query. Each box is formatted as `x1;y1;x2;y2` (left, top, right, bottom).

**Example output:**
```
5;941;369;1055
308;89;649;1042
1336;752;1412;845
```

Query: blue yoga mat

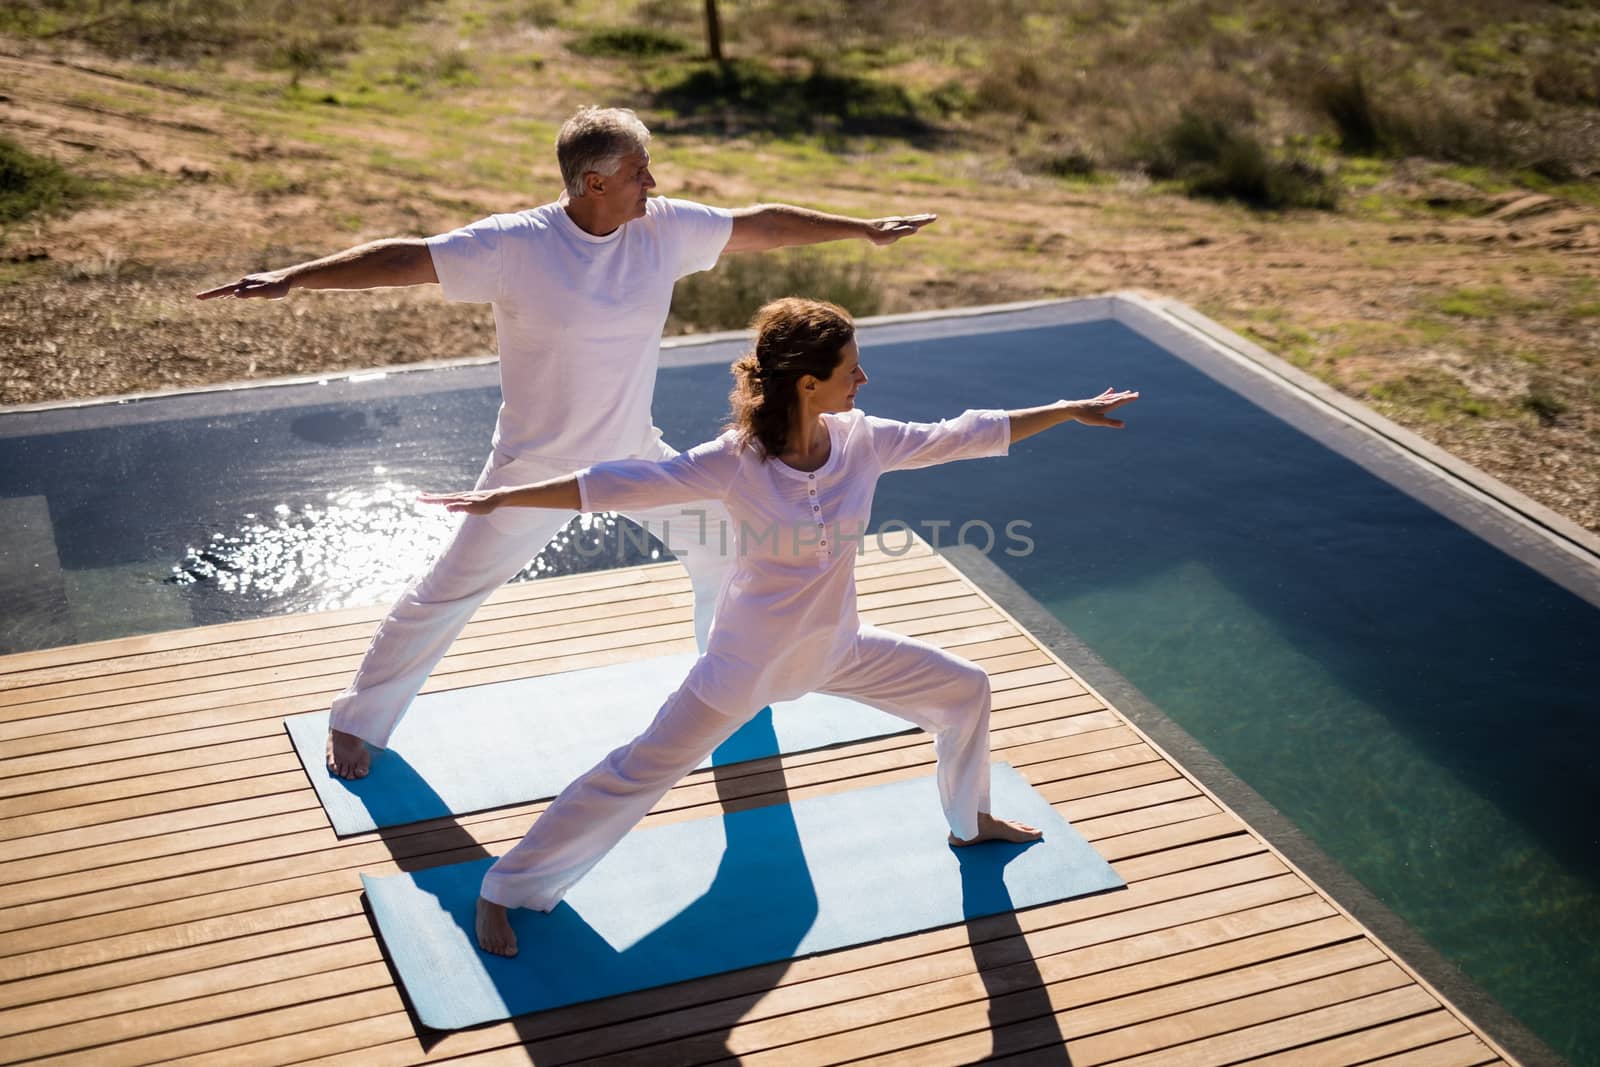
362;761;1124;1031
286;652;919;835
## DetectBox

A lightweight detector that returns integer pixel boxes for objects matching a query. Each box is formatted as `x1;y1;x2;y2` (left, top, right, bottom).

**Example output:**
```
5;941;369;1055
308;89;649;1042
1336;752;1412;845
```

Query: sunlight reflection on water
167;482;662;614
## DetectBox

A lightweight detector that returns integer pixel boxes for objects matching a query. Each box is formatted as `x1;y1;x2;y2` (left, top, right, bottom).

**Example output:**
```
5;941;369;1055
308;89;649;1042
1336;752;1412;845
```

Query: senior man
199;105;935;779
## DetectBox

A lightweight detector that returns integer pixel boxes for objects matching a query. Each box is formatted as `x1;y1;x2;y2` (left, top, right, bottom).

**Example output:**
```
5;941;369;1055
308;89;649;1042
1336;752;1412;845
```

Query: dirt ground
3;51;1597;534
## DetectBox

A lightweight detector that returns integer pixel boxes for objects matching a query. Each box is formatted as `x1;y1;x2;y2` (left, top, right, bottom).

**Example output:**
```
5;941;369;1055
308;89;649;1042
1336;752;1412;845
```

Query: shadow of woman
957;848;1074;1065
362;705;817;1060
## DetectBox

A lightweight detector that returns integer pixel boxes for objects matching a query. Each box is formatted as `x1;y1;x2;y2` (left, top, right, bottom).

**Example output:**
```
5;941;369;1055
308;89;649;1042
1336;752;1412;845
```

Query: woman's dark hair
727;297;855;459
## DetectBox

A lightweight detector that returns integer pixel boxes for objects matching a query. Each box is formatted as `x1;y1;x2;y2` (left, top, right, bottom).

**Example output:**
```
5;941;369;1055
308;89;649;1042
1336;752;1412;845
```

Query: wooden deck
0;539;1518;1066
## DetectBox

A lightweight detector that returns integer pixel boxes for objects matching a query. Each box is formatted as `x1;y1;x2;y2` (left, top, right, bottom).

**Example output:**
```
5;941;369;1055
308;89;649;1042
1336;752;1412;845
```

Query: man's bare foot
476;896;518;957
325;728;372;780
949;812;1045;847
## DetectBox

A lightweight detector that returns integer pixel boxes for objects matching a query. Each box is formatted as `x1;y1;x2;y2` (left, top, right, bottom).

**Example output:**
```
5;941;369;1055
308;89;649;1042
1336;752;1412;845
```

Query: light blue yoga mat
362;761;1124;1031
286;652;919;835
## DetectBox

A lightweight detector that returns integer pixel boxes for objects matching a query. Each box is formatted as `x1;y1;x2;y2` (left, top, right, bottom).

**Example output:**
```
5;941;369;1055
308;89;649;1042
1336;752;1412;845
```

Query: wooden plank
0;570;976;710
295;901;1349;1067
0;693;1106;880
0;708;1120;903
0;640;1064;817
1;892;364;984
1059;777;1200;823
0;734;1152;932
1039;759;1184;804
11;885;1325;1065
1245;1010;1478;1066
1102;984;1443;1067
0;950;388;1056
1358;1033;1505;1067
9;987;404;1067
0;915;373;1014
0;735;294;801
0;654;1052;832
0;752;304;822
0;770;309;840
2;828;1277;995
0;584;694;713
0;546;940;686
0;835;1259;1019
0;596;691;727
0;563;656;678
150;871;1329;1067
419;912;1368;1067
1096;813;1249;863
0;703;1113;870
0;579;981;733
0;601;1009;758
853;961;1417;1067
9;857;1308;1064
712;942;1393;1067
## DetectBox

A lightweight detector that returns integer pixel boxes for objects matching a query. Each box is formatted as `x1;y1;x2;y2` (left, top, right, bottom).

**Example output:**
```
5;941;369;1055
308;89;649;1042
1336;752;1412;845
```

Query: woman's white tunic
577;408;1010;715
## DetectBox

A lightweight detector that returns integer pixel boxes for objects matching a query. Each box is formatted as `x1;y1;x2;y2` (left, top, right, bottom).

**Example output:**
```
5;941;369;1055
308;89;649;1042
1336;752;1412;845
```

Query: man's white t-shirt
426;196;733;465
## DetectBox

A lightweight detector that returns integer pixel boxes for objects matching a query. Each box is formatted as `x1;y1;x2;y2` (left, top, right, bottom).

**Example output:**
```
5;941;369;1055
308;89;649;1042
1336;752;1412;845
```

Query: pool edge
1107;291;1600;573
939;542;1570;1067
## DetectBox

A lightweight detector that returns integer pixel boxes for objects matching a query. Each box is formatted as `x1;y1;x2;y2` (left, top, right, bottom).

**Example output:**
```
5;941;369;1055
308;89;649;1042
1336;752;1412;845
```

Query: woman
422;297;1139;956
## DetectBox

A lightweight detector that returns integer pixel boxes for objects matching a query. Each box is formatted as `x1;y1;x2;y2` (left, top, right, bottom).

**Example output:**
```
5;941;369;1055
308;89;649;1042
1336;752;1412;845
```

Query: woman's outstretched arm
420;476;580;514
1008;389;1140;444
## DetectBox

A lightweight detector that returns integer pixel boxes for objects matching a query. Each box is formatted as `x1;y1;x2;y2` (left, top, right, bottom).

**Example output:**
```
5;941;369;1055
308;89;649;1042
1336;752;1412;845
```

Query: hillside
2;0;1597;529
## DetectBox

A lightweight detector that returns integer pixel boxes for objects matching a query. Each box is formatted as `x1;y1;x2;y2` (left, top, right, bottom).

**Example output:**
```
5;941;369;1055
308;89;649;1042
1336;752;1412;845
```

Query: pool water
1;308;1595;1062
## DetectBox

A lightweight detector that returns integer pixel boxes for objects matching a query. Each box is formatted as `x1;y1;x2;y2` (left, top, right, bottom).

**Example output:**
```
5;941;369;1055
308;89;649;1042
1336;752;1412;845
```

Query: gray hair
556;106;651;198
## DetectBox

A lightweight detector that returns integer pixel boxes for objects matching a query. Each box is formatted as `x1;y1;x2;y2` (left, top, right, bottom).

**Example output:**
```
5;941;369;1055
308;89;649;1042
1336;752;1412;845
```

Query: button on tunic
577;408;1010;716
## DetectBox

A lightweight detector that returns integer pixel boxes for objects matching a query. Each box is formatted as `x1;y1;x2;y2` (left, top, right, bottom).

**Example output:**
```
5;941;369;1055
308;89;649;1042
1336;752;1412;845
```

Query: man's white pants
479;624;993;912
329;442;735;749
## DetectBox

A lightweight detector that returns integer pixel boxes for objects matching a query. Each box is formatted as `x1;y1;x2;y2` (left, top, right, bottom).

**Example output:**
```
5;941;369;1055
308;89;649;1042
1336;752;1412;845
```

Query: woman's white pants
480;624;993;912
329;444;735;749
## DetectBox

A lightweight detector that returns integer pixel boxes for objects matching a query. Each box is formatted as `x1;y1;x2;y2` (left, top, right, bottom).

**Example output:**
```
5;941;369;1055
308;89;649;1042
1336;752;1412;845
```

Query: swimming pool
1;296;1594;1064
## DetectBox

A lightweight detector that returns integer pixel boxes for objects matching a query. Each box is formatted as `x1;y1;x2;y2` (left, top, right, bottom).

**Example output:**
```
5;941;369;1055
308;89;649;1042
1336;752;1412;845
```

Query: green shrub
973;52;1050;123
1311;68;1584;176
388;46;478;91
669;249;883;334
1313;72;1385;155
569;26;690;59
1521;387;1568;425
1135;110;1337;210
1531;53;1600;107
1032;148;1098;178
1023;134;1099;179
925;80;977;120
0;136;85;225
651;58;933;140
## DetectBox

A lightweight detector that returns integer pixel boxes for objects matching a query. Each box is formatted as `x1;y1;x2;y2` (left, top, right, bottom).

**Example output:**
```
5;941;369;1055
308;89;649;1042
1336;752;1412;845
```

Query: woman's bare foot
949;812;1044;847
325;728;372;780
476;896;518;957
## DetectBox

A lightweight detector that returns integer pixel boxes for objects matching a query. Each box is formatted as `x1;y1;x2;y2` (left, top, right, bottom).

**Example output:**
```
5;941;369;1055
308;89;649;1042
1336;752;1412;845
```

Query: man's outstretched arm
722;205;936;255
196;238;438;300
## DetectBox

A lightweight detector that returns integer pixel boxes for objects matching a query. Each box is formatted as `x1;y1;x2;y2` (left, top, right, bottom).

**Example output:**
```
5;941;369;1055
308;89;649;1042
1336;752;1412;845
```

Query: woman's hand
1066;388;1140;428
418;489;506;515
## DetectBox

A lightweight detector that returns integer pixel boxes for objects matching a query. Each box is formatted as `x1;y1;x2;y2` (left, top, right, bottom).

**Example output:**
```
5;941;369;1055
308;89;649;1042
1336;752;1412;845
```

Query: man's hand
196;272;292;301
864;213;938;246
